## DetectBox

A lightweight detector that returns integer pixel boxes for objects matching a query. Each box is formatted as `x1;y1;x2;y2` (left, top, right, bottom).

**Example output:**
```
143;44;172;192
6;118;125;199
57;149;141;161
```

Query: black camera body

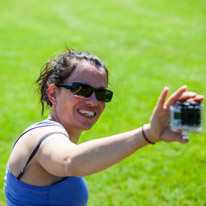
170;101;204;135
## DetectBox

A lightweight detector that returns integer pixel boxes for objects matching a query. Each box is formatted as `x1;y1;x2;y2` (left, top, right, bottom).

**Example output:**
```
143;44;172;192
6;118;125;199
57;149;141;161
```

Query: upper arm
36;133;77;177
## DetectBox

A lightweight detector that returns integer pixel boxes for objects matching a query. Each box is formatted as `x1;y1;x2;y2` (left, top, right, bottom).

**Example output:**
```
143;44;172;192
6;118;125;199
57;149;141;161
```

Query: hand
147;86;204;144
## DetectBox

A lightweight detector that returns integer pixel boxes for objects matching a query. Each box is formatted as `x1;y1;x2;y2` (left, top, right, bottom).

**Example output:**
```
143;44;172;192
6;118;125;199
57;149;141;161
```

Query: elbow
64;156;84;177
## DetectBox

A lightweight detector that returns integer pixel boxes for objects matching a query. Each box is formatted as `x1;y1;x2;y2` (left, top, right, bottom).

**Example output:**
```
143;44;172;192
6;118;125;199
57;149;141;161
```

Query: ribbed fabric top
4;121;89;206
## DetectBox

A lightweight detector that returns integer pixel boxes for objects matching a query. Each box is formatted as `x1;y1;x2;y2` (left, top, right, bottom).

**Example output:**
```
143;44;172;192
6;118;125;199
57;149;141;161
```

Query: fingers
177;92;204;102
176;92;205;103
156;87;170;109
156;85;204;110
178;92;196;102
164;85;187;108
188;95;205;102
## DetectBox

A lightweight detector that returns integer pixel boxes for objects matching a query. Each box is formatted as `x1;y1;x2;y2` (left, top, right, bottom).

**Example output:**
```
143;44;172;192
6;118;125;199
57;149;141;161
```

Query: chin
78;121;97;131
81;124;94;131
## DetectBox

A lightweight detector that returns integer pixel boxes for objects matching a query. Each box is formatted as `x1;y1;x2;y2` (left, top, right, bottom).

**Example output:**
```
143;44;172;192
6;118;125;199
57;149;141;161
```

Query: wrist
142;124;160;144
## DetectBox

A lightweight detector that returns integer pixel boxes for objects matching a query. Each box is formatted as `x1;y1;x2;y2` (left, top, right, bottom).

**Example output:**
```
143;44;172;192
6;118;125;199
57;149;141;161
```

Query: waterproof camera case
170;101;204;135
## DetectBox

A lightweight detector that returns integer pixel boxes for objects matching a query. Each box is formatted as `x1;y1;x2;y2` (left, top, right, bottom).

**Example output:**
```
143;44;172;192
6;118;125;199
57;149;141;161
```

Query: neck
46;111;82;144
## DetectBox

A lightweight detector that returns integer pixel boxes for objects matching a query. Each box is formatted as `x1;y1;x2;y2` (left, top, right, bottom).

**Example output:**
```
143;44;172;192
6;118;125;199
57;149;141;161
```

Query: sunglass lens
72;83;93;97
71;82;113;102
96;90;113;102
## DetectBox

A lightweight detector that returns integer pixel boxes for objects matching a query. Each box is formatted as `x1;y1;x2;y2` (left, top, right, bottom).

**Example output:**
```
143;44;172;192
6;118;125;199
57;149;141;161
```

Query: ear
47;84;59;105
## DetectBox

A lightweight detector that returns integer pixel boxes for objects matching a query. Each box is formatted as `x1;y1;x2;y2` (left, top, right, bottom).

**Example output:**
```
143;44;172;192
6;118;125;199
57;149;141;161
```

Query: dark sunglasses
56;82;113;102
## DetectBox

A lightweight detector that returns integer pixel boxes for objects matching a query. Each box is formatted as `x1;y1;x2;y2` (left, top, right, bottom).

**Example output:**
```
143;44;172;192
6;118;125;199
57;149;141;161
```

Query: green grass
0;0;206;205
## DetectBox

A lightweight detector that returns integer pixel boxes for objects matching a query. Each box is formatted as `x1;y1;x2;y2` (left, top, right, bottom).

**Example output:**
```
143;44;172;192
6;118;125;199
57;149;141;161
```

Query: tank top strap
13;120;66;148
17;131;68;180
13;120;68;180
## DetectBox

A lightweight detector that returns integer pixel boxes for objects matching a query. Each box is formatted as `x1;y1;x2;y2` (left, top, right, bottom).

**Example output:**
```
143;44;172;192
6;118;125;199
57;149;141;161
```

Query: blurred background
0;0;205;205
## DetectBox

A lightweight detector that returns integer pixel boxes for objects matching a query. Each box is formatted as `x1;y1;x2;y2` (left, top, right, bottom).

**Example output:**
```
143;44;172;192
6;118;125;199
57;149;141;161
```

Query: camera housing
170;101;204;135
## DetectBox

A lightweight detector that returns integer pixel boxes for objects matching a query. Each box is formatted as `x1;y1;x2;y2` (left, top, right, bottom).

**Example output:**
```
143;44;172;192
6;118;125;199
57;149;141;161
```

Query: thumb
174;134;189;144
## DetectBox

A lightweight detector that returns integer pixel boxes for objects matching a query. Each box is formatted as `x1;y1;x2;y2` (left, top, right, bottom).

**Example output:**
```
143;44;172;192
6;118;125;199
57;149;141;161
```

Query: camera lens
182;108;200;126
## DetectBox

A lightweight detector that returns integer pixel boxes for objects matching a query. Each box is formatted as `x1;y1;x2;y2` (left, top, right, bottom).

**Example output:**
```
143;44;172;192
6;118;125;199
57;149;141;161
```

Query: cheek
99;102;106;113
57;93;77;112
60;90;79;103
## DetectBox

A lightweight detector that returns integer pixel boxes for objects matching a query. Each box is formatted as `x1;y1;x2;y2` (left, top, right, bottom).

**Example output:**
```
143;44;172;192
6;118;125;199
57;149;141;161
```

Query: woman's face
55;62;108;134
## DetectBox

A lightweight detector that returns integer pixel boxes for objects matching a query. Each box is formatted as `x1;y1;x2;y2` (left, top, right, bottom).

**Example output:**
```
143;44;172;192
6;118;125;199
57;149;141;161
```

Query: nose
84;92;98;106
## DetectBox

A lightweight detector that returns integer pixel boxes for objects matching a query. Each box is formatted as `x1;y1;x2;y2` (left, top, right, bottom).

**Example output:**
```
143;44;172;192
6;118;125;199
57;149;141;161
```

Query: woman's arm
37;127;149;177
36;86;204;177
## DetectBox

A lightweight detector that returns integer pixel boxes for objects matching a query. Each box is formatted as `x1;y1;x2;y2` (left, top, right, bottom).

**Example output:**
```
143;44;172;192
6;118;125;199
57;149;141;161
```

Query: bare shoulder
9;124;70;178
12;124;69;153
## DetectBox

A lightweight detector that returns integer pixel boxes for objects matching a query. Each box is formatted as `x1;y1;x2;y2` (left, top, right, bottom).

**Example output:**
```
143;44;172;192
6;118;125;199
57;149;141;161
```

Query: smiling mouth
78;110;96;117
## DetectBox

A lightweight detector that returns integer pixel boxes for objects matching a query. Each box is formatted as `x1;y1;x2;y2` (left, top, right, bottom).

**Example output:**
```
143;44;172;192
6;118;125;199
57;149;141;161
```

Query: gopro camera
170;101;204;135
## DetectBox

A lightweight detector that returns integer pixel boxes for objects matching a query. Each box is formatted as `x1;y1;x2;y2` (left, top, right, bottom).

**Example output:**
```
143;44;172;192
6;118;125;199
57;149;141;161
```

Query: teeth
78;110;95;117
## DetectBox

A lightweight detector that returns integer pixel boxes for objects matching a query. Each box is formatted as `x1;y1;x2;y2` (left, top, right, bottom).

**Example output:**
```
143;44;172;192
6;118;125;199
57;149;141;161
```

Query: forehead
66;62;107;88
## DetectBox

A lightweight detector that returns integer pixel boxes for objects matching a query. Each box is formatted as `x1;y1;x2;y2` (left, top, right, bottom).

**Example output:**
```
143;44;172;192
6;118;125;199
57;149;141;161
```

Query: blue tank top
4;121;89;206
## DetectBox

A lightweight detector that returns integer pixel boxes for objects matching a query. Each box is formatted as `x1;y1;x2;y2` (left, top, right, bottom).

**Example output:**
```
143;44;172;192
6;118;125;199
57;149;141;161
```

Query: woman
4;50;204;205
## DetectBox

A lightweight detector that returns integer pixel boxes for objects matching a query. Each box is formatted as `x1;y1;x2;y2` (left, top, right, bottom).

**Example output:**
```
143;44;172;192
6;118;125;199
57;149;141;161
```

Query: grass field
0;0;206;205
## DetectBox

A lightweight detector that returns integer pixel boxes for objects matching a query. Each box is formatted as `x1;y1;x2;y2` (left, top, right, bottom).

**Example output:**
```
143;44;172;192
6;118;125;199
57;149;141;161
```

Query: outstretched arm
37;127;149;177
37;86;204;177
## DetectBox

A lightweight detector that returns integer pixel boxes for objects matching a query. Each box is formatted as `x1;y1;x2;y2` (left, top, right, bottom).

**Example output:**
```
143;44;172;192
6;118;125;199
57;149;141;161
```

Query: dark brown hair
36;49;109;115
